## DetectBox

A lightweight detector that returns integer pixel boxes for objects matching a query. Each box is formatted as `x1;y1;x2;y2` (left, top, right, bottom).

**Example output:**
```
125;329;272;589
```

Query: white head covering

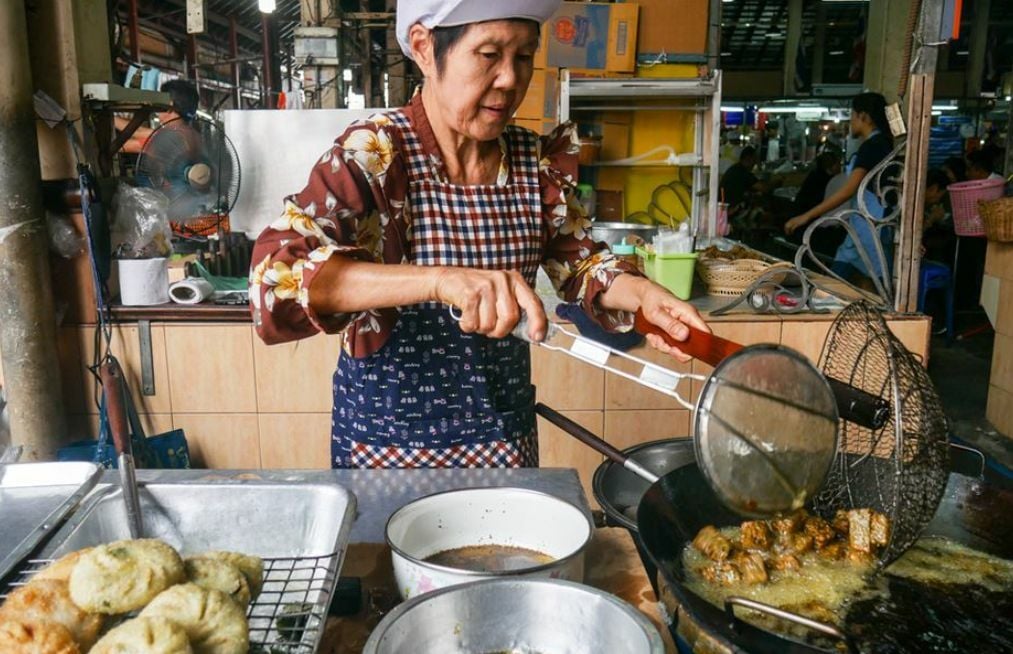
397;0;561;59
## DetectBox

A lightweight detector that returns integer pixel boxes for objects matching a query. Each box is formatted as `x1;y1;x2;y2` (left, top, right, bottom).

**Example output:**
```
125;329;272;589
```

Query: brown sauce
423;544;555;572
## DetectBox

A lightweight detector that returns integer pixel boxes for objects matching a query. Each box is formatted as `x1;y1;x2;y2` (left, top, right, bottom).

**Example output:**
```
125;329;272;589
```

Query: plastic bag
653;222;693;254
110;183;173;258
46;211;86;258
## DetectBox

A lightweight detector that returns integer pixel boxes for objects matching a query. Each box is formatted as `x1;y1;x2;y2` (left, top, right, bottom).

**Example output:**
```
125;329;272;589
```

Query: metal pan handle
724;597;855;653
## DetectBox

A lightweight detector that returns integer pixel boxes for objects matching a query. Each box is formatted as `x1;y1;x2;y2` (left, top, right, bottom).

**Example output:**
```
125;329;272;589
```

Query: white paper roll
118;257;170;306
169;278;215;305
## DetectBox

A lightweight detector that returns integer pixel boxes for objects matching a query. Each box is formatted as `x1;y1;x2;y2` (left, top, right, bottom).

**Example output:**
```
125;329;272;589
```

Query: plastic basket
948;178;1005;237
637;248;697;300
981;196;1013;242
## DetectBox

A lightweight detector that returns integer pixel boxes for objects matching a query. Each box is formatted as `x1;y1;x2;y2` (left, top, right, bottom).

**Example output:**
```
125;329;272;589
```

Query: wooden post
186;34;198;80
895;0;945;313
128;0;141;63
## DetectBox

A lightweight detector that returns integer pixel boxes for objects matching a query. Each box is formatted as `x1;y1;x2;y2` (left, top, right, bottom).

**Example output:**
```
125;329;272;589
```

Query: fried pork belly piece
782;601;837;625
803;517;836;549
693;526;732;562
770;552;802;571
846;548;874;566
870;511;891;548
700;561;741;585
847;509;873;553
731;551;769;585
740;520;773;551
818;542;847;561
832;510;850;536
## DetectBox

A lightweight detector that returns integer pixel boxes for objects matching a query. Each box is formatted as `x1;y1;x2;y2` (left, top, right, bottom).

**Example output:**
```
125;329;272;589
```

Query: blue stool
919;260;955;342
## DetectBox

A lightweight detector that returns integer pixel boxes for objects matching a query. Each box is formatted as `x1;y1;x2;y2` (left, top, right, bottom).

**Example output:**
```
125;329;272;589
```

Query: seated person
967;149;1004;182
114;79;200;155
942;155;966;185
788;151;845;257
721;146;771;231
922;169;955;264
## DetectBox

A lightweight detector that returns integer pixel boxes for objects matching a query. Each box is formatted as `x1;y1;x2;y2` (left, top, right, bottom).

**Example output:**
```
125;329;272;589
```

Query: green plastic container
637;247;697;300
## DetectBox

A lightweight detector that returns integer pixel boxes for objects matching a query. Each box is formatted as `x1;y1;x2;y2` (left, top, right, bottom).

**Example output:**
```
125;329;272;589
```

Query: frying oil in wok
683;531;1013;652
424;545;555;572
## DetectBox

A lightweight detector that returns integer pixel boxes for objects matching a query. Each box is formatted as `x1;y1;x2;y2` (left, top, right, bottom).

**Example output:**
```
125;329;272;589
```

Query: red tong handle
633;309;743;366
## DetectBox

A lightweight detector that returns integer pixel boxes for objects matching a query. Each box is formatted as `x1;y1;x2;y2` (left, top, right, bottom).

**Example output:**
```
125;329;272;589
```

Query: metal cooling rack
2;551;342;653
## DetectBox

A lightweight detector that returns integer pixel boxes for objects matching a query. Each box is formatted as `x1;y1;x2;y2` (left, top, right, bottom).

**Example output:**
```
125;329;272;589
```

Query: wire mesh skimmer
811;301;950;563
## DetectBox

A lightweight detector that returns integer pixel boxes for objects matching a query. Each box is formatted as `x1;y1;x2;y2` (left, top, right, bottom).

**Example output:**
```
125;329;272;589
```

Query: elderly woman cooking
250;0;707;469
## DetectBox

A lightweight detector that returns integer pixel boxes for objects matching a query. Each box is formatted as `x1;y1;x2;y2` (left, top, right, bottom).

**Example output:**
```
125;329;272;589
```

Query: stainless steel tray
4;471;356;653
0;462;102;581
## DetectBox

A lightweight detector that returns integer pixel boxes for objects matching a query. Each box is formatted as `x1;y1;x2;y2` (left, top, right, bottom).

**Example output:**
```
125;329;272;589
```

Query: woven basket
948;178;1005;237
697;258;793;296
981;196;1013;242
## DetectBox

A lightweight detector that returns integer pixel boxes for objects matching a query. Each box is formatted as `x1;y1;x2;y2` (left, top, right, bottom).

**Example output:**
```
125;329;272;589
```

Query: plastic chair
919;260;955;342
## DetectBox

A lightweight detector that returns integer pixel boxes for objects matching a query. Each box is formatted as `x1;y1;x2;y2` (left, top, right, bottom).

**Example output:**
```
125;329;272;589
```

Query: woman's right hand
433;267;548;341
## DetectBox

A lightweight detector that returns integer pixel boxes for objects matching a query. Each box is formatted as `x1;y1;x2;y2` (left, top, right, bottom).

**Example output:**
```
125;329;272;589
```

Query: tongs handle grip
99;360;132;457
633;310;742;366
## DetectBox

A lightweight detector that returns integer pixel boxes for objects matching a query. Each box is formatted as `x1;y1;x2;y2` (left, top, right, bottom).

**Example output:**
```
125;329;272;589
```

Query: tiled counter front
3;314;929;499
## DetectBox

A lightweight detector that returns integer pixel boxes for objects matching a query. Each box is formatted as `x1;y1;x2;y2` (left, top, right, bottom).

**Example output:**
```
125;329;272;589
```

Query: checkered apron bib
331;113;543;469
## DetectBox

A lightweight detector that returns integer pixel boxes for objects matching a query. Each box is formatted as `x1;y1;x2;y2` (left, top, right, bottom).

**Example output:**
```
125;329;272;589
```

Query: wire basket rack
1;551;342;653
811;301;950;564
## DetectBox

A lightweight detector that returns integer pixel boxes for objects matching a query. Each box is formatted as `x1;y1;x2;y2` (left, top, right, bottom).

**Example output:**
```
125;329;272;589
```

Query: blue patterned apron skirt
331;116;544;468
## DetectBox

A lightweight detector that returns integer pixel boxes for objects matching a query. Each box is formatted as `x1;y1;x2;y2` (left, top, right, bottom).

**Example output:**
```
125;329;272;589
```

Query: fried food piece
692;526;732;562
188;552;264;600
0;619;80;654
0;580;104;650
780;532;814;555
847;509;873;553
184;558;251;607
782;601;837;625
870;512;891;549
770;552;802;571
731;550;768;585
740;521;773;551
91;616;193;654
832;510;850;536
69;539;185;614
32;549;93;584
140;583;248;654
700;562;741;586
818;542;847;561
846;548;875;566
803;517;836;549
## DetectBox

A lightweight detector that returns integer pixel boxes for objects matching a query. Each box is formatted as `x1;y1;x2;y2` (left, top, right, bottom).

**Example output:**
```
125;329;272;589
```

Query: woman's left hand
634;280;710;362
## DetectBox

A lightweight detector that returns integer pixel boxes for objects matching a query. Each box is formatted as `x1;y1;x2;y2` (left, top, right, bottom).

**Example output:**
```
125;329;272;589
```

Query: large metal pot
363;578;666;654
385;487;592;600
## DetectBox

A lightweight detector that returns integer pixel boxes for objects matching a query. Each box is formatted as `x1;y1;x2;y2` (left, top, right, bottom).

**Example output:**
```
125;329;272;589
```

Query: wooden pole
895;0;944;313
128;0;141;63
261;12;274;108
0;0;69;460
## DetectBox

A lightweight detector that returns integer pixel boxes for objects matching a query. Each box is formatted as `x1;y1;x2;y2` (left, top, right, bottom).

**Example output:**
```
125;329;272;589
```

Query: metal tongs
99;359;144;538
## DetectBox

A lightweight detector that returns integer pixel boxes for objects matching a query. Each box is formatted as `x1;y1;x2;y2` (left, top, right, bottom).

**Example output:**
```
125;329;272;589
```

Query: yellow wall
591;64;705;226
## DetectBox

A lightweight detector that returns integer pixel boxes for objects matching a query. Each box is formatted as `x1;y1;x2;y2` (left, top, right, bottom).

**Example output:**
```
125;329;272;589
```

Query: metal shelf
558;69;723;243
566;77;718;99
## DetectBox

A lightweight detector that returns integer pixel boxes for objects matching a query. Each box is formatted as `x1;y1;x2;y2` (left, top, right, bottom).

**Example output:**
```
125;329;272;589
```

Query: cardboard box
635;0;708;58
542;2;639;74
516;68;559;121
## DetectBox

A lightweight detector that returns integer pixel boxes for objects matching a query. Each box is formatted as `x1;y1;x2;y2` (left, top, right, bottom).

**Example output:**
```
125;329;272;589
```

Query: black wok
637;453;1013;654
538;404;1013;653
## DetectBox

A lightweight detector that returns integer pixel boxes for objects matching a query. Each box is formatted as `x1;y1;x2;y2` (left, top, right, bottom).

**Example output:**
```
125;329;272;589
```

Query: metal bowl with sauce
362;578;666;654
385;487;593;600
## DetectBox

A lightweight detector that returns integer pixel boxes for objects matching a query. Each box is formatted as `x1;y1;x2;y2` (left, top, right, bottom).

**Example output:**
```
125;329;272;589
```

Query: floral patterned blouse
250;94;639;357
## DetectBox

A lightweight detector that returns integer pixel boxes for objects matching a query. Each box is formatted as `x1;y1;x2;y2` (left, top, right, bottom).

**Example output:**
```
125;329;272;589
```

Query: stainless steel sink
41;480;354;558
